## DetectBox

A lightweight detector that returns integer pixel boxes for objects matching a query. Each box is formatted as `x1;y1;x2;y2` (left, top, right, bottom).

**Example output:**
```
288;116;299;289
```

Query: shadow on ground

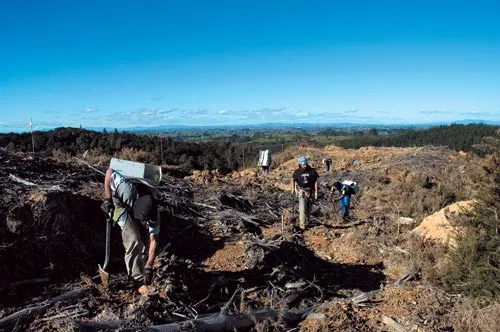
147;239;386;325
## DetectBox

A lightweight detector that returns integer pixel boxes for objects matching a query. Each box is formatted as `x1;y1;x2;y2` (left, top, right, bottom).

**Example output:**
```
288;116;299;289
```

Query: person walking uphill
292;156;319;230
322;158;332;172
332;181;356;221
101;168;160;295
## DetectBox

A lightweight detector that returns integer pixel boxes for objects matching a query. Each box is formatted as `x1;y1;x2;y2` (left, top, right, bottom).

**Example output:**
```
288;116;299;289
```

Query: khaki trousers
114;207;145;283
298;192;312;230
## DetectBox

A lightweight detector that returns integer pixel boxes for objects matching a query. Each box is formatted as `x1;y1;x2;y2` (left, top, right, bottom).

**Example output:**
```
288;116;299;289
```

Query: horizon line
1;119;498;134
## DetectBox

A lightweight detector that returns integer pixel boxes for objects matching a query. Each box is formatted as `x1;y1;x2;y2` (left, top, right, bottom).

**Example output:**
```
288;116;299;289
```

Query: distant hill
0;123;497;171
2;119;499;134
86;119;500;134
451;119;500;125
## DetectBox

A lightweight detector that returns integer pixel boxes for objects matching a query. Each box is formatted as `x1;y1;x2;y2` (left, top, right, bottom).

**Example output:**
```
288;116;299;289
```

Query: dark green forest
336;124;498;154
0;128;283;173
0;124;497;172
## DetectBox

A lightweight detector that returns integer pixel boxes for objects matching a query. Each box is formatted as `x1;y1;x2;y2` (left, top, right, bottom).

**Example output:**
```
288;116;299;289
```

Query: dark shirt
293;166;319;190
133;183;158;222
341;184;356;197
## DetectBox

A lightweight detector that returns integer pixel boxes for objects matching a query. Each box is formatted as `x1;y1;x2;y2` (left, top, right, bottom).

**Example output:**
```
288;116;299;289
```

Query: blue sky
1;0;499;132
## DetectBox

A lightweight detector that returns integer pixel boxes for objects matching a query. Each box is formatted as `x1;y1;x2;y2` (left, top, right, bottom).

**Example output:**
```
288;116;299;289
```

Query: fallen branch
0;288;88;330
349;289;380;305
8;174;63;191
193;202;219;210
216;210;262;227
305;313;326;320
394;270;419;286
0;278;50;292
301;275;324;301
382;316;408;332
308;269;420;318
8;174;37;186
40;309;89;322
73;157;106;176
285;281;307;290
380;244;410;256
77;307;312;332
185;205;205;217
76;320;123;330
151;308;310;332
220;287;242;314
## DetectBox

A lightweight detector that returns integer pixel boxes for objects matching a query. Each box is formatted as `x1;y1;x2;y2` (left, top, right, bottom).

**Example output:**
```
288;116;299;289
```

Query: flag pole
159;132;163;164
29;116;35;155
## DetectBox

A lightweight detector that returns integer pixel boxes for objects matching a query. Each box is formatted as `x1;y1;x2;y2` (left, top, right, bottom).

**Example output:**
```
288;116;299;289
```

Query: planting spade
98;215;112;287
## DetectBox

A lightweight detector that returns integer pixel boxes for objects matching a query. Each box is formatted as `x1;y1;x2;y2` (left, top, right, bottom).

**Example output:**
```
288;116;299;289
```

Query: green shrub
441;130;500;299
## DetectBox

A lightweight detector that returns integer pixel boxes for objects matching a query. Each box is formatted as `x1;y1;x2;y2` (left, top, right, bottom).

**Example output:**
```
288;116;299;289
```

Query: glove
101;198;114;214
145;266;153;285
314;192;318;200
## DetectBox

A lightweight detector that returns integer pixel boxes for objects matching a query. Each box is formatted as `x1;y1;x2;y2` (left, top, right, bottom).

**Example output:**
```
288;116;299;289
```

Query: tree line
0;124;497;172
0;128;285;173
336;124;498;155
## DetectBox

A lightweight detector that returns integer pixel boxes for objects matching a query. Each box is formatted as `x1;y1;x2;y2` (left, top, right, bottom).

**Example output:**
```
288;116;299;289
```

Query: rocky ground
0;145;485;331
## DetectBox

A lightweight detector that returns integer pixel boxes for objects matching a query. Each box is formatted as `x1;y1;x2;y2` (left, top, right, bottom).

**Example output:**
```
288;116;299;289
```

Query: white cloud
296;112;309;118
458;111;495;117
420;110;451;115
259;107;286;113
316;112;345;118
140;108;171;116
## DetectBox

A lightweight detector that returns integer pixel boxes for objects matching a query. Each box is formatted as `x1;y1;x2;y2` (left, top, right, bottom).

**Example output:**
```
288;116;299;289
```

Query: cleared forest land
0;127;499;331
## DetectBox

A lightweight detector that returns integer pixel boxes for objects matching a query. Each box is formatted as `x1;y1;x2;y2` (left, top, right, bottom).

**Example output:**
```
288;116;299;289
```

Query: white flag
29;116;32;130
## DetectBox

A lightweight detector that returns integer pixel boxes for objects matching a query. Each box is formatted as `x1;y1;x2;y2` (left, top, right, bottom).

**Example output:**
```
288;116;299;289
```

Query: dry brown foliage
407;235;448;284
115;147;151;162
449;298;500;332
51;149;72;162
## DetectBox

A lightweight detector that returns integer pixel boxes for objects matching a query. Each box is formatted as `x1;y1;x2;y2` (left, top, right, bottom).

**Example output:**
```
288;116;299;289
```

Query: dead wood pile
0;149;386;331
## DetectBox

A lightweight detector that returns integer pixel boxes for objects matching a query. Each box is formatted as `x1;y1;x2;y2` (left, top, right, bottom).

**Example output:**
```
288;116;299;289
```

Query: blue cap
298;156;308;165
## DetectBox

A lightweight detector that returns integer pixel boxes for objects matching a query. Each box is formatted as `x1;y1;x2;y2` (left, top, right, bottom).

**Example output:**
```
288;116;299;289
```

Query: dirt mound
412;200;477;245
1;191;107;287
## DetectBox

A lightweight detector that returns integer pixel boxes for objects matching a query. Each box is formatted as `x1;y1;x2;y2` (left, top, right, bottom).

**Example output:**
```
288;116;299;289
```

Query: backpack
110;158;162;196
257;150;271;167
342;180;360;194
